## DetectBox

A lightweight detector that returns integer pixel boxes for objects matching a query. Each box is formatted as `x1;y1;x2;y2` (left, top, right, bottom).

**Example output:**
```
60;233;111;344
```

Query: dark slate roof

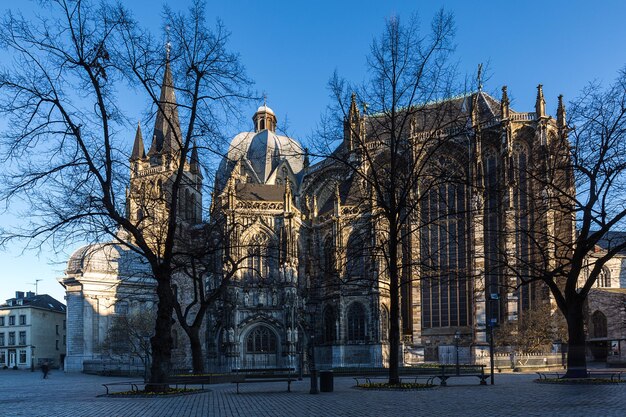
1;294;66;313
593;231;626;255
317;176;364;215
236;183;285;202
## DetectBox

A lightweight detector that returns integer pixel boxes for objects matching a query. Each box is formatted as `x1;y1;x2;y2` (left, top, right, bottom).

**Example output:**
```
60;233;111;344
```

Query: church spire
147;51;183;159
130;122;146;161
535;84;546;119
501;86;510;120
190;141;202;177
557;94;566;130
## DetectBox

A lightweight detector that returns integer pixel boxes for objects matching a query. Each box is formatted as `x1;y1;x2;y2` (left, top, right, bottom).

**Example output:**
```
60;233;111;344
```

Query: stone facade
60;57;575;371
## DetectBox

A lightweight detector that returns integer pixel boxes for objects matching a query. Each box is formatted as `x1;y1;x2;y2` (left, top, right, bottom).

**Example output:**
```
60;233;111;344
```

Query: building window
19;350;26;364
592;310;608;339
19;315;26;325
56;325;59;335
0;351;5;365
380;306;389;342
114;302;129;316
245;233;275;280
56;340;59;350
596;266;611;288
0;333;4;346
8;332;15;345
64;335;66;345
323;307;336;343
9;316;15;326
18;331;26;345
0;317;4;326
245;326;277;354
420;158;470;328
63;320;66;330
347;303;366;342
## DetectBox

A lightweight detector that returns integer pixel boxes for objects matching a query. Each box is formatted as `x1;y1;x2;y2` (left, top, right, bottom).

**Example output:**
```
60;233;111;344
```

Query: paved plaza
0;369;625;416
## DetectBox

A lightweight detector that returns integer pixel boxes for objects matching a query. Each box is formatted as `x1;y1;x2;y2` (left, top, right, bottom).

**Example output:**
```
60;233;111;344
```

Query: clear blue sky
1;0;626;304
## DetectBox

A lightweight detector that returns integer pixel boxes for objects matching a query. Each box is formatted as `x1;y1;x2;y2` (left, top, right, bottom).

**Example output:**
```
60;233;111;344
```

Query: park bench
231;367;297;394
102;380;145;395
350;367;437;386
435;365;487;386
537;370;623;381
166;375;212;389
586;370;623;381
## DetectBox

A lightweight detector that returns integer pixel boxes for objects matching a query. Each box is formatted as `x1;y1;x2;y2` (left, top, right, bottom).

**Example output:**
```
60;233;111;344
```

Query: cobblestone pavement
1;369;625;416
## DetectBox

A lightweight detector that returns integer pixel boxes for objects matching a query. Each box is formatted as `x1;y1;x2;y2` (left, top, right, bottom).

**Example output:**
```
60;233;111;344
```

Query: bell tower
126;54;203;253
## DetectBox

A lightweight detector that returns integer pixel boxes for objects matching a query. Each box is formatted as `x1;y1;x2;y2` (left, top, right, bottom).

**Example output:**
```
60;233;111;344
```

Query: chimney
15;291;24;299
26;291;35;298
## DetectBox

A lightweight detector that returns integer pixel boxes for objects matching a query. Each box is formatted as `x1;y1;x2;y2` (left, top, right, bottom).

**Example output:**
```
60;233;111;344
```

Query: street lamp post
489;320;495;385
31;346;35;372
454;331;461;376
306;303;318;394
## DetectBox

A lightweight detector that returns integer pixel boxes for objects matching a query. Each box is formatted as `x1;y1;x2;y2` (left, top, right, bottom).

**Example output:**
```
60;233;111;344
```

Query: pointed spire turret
344;93;362;151
147;54;182;159
303;147;310;169
190;142;201;177
557;94;566;130
535;84;546;118
501;86;510;120
471;92;480;129
130;122;146;161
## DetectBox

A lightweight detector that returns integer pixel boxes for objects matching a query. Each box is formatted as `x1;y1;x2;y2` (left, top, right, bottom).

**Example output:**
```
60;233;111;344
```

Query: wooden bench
102;380;145;395
166;375;211;389
537;370;623;381
353;375;436;386
536;371;564;380
586;370;623;381
436;365;487;386
231;368;297;394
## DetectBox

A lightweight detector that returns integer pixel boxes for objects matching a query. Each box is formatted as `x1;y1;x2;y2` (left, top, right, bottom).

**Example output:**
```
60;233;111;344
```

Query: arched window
323;237;335;279
483;148;501;322
246;233;274;280
592;311;608;339
380;306;389;342
596;266;611;287
246;326;277;353
323;307;336;343
420;158;470;328
346;229;366;279
347;303;366;342
513;140;535;312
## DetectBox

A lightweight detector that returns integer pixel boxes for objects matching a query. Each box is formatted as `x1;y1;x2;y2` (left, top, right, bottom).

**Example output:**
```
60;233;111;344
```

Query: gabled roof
1;294;66;314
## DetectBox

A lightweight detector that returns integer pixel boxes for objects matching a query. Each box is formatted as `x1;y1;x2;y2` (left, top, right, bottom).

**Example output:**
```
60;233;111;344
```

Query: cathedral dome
66;243;151;279
216;105;305;189
255;104;274;115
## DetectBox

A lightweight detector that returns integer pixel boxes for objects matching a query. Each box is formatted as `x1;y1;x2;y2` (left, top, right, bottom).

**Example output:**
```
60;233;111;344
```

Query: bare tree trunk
147;274;174;391
388;228;401;385
188;326;205;374
564;299;588;378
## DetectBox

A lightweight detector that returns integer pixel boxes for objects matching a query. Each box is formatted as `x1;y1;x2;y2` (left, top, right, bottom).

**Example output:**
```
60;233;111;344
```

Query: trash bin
319;370;334;392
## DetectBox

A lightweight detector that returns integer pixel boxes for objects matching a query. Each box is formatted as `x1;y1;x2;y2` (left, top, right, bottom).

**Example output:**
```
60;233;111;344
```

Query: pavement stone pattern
0;369;625;416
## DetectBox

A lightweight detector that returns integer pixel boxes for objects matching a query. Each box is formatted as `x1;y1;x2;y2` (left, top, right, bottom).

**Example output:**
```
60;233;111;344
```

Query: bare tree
0;0;251;390
312;11;463;384
103;308;155;372
502;70;626;377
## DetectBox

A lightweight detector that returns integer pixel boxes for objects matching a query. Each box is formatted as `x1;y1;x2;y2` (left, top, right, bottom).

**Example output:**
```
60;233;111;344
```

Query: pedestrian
41;362;49;379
